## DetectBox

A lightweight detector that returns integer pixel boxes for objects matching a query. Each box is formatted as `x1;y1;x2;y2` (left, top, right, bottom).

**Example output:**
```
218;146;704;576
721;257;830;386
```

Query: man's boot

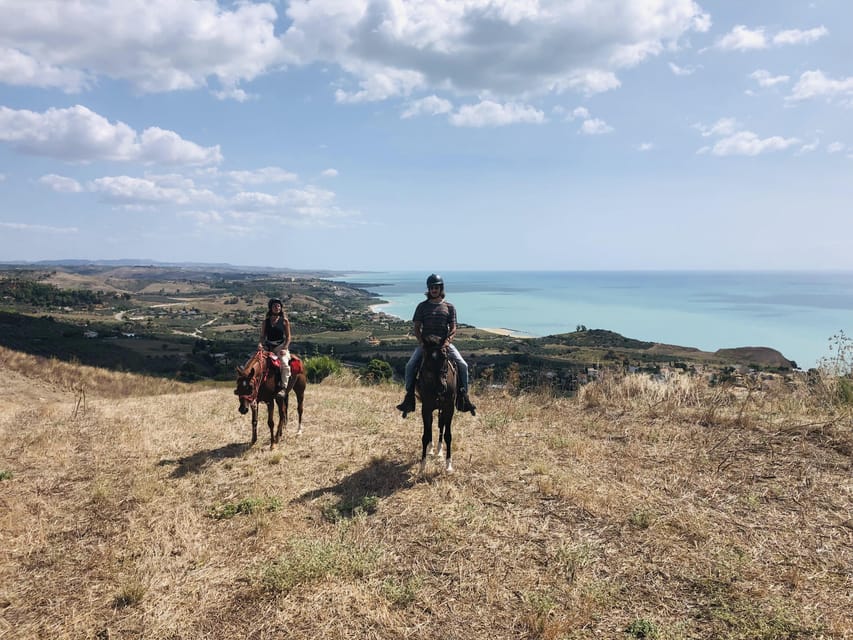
456;388;476;416
396;390;416;416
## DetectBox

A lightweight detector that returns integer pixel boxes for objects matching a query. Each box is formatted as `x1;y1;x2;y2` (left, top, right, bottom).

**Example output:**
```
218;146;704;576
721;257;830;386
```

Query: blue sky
1;0;851;271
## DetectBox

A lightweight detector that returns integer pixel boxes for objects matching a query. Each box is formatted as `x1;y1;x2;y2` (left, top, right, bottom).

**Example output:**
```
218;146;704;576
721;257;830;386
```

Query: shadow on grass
159;441;251;478
293;456;414;519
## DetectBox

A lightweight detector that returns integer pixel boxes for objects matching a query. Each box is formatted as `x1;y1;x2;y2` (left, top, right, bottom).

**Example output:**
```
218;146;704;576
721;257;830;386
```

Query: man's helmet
268;297;283;311
426;274;444;288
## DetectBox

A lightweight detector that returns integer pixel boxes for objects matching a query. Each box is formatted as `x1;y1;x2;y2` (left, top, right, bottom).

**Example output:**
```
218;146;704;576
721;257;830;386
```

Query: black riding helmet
268;297;283;311
426;273;444;289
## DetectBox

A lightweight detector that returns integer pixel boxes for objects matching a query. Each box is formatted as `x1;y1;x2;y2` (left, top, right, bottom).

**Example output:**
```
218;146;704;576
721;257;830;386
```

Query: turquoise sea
332;271;853;370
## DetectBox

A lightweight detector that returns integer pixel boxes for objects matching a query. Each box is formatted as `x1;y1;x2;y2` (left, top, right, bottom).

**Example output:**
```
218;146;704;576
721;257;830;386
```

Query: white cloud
773;26;828;46
697;118;739;137
321;169;339;177
797;139;820;155
449;101;545;127
579;118;614;135
89;175;222;206
38;174;83;193
714;25;827;52
827;142;845;154
788;70;853;103
0;0;284;96
335;67;425;103
228;185;357;226
637;142;654;151
710;131;800;156
0;47;91;92
282;0;708;101
0;222;78;234
669;62;698;76
697;118;800;156
714;25;767;51
401;95;453;119
750;69;790;88
0;105;222;165
226;167;299;186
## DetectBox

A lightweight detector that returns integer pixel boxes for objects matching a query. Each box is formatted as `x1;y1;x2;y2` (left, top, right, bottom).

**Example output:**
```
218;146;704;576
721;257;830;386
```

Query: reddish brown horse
234;347;284;449
417;335;456;473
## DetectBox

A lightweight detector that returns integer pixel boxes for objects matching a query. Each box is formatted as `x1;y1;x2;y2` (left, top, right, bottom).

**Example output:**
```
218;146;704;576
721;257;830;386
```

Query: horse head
421;335;451;394
235;348;267;413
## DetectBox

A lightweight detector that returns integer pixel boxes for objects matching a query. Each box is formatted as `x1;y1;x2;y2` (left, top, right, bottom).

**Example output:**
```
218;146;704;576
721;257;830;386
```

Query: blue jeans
404;344;469;393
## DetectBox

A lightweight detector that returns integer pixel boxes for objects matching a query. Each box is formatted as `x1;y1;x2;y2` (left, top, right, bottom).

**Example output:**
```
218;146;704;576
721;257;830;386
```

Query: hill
0;347;850;639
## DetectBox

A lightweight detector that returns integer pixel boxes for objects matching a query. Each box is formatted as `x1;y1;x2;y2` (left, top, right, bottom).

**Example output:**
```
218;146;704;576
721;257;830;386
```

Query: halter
237;348;270;404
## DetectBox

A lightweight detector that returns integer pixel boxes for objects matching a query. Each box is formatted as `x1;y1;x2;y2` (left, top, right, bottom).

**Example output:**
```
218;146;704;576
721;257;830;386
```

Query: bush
360;358;393;384
304;355;342;383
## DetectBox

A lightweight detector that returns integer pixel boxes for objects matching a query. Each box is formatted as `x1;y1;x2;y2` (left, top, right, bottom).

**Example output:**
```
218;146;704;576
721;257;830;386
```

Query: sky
1;0;852;272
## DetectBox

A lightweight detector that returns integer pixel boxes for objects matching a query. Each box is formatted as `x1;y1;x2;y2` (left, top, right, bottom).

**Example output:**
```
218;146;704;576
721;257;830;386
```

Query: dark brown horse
417;335;457;473
234;347;284;449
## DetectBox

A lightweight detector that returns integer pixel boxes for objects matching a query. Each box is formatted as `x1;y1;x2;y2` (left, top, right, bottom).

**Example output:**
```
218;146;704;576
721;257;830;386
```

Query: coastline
479;327;534;339
371;303;533;340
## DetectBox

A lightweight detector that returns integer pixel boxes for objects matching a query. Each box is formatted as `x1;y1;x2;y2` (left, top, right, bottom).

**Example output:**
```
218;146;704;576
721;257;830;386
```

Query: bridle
237;349;269;404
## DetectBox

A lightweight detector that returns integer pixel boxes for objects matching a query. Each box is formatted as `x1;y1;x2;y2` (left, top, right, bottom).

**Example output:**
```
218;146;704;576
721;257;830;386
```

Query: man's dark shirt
413;299;456;341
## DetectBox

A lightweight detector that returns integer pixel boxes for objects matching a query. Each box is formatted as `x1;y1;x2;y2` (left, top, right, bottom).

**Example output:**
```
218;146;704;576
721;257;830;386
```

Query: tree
361;358;392;384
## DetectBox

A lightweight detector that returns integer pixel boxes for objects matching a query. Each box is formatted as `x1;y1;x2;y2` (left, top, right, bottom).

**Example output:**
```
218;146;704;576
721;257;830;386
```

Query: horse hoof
445;460;453;473
296;428;303;437
419;459;427;474
436;444;444;458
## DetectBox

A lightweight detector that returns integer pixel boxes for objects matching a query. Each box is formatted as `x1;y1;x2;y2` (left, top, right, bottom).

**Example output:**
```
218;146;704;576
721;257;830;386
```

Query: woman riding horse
259;297;291;397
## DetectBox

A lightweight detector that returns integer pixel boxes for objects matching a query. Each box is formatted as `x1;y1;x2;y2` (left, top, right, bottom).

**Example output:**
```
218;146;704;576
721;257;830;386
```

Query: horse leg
295;387;304;436
266;400;276;450
420;406;433;474
443;411;453;473
275;396;285;444
250;402;259;446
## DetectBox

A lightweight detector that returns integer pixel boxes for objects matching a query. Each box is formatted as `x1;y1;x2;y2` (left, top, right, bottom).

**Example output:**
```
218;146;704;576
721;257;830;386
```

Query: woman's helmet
268;297;283;311
426;274;444;289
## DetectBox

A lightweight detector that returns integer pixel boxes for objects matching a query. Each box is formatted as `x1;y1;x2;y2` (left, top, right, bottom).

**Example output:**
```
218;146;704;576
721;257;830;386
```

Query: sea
330;271;853;370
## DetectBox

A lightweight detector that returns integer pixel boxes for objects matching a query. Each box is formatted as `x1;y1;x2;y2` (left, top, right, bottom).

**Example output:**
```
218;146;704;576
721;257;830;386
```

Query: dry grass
0;355;851;639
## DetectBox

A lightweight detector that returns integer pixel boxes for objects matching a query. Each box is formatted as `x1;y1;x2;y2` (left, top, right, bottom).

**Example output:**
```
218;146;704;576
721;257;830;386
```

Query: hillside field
0;347;850;639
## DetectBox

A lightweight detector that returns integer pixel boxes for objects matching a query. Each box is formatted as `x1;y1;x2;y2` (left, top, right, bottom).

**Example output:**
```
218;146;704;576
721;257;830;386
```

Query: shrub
304;354;342;383
360;358;393;384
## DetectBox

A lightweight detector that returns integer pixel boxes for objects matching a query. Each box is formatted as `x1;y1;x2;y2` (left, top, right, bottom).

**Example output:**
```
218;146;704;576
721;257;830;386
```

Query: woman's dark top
264;314;286;345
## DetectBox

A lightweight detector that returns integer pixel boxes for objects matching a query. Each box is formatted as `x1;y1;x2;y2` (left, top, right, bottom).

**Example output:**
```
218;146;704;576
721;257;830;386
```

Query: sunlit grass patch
254;537;381;595
207;496;283;520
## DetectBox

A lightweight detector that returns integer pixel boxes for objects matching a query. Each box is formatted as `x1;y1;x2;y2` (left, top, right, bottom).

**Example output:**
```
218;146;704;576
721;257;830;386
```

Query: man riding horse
396;274;476;417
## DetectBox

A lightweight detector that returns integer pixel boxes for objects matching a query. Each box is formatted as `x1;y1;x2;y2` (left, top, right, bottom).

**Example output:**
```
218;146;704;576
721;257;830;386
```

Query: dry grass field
0;347;850;639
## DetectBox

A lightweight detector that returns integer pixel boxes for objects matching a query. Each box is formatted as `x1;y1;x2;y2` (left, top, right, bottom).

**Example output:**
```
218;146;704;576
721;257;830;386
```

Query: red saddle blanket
289;356;303;375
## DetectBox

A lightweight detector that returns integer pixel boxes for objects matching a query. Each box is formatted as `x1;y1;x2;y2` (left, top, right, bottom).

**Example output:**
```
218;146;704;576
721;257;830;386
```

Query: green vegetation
0;276;106;308
254;536;380;595
360;358;393;383
304;354;342;383
207;496;283;520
